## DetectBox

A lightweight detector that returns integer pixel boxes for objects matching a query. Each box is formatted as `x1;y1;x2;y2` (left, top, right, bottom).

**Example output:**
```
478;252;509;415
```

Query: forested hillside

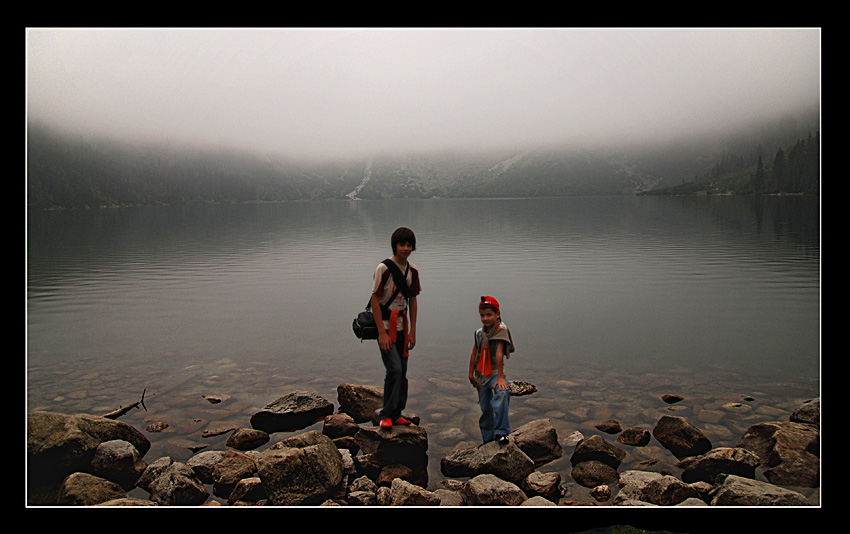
26;109;819;209
640;132;819;196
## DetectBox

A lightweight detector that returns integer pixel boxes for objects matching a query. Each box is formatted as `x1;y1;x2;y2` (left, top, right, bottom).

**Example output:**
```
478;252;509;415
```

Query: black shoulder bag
353;259;410;341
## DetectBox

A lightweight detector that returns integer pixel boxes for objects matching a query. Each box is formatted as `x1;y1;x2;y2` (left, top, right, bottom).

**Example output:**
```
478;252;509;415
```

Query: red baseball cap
480;296;500;311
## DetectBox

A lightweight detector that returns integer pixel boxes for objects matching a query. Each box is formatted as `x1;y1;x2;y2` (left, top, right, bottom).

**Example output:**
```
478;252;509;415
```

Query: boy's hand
495;377;509;391
406;331;416;351
469;375;480;388
378;332;391;352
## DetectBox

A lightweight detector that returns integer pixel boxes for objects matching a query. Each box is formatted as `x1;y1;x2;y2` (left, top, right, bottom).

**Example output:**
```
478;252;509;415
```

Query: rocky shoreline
26;382;819;507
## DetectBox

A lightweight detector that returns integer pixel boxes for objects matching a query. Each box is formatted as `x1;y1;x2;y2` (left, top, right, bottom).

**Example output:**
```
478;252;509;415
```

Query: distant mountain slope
27;108;818;208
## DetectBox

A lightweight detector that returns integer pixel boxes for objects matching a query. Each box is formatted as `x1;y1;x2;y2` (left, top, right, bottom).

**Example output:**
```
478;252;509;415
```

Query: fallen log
102;388;147;419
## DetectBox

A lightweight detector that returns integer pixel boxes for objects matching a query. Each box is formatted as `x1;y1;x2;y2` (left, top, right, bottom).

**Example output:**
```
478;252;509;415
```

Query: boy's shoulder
376;259;418;271
475;323;510;337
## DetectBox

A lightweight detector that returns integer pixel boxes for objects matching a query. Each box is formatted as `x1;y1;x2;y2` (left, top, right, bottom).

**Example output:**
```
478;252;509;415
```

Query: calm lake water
26;195;820;497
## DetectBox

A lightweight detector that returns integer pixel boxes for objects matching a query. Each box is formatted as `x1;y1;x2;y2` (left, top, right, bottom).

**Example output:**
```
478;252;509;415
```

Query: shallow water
26;195;820;499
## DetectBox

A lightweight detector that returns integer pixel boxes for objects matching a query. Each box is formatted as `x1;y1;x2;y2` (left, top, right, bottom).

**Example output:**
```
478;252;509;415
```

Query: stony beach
27;353;820;507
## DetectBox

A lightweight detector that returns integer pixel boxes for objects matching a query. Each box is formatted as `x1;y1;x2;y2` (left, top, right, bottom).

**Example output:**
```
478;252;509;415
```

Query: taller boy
371;227;422;429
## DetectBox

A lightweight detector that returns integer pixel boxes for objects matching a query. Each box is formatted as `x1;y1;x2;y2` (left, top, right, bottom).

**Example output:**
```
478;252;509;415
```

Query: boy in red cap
468;296;515;445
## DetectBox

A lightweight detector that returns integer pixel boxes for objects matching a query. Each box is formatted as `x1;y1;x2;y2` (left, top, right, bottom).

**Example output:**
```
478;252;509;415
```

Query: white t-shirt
371;259;421;331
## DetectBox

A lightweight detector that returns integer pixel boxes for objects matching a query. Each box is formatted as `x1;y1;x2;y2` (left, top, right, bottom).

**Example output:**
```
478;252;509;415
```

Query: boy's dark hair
479;303;499;314
479;296;500;315
391;227;416;253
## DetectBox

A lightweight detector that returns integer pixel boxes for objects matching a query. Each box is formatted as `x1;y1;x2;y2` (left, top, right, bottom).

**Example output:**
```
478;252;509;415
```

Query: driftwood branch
102;388;147;419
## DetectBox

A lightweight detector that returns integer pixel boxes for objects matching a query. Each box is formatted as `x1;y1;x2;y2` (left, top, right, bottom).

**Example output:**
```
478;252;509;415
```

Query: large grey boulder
570;435;627;469
96;498;158;506
613;470;664;504
508;419;563;467
249;390;334;433
146;461;210;506
186;450;227;484
736;421;819;488
353;424;430;486
464;473;528;506
355;424;429;467
255;430;344;506
90;439;148;490
136;456;174;492
521;495;558;506
56;472;127;505
640;474;702;506
569;434;626;487
336;383;383;423
789;397;820;427
212;450;257;498
27;411;150;487
652;415;712;459
322;412;361;439
522;470;561;500
387;478;441;506
227;477;267;504
571;459;620;487
676;447;761;484
709;474;810;506
440;440;535;485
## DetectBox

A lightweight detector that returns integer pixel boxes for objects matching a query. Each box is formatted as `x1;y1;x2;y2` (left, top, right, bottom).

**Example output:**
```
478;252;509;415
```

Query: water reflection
27;196;819;493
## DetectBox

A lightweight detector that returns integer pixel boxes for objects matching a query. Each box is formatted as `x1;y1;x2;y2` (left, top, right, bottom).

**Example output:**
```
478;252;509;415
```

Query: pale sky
26;27;821;157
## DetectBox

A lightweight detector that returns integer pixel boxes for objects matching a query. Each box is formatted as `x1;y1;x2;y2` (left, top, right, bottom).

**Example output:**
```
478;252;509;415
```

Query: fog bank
26;28;821;158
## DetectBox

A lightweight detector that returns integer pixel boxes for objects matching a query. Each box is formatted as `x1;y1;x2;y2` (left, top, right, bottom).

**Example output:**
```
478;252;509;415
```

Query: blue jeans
379;332;408;420
477;374;510;444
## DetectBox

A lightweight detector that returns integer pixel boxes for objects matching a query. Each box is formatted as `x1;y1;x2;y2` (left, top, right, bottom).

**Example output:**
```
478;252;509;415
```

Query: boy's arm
468;345;479;387
495;341;509;390
407;296;417;351
371;293;391;352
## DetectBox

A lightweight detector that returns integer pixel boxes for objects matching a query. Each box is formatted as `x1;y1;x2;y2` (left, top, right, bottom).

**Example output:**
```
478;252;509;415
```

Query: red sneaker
393;416;412;426
380;418;393;428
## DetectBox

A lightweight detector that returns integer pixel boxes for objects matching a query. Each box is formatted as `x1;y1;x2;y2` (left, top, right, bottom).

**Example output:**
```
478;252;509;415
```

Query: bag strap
382;258;411;299
366;259;410;313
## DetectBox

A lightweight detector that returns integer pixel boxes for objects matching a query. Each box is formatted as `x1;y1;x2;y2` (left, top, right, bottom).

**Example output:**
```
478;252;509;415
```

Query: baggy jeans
477;373;510;444
379;331;408;420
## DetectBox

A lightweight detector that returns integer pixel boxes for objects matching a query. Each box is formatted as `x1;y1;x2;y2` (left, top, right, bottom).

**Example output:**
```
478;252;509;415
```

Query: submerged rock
617;427;651;447
595;419;622;434
652;415;712;459
226;428;270;451
662;394;685;404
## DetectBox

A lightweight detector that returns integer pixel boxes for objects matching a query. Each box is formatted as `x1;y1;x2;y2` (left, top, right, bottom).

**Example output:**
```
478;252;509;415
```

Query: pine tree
773;147;786;193
753;155;765;194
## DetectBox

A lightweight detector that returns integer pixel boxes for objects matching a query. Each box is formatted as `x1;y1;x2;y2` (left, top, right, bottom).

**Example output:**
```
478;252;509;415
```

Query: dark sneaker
497;435;509;445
